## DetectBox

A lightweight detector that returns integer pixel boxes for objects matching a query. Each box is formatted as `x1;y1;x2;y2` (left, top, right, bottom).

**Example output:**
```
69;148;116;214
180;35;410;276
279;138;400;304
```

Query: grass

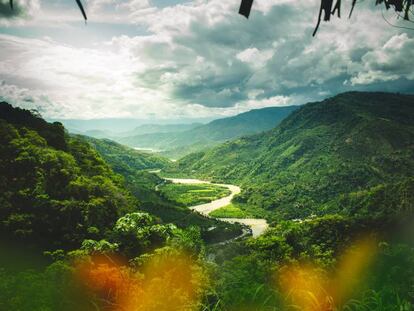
159;183;231;207
209;203;250;218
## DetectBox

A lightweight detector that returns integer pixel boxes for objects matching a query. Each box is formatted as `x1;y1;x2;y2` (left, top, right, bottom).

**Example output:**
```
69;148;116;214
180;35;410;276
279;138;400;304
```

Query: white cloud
0;34;173;119
0;0;413;120
236;48;273;68
350;33;414;85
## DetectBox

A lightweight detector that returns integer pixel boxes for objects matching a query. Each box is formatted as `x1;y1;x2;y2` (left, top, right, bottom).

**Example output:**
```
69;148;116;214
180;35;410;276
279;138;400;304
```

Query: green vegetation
79;135;171;204
0;102;239;310
172;92;414;222
117;106;298;158
209;203;250;218
0;102;137;250
208;214;414;311
212;202;271;219
0;213;210;311
159;182;231;207
80;135;170;171
1;92;413;311
80;135;242;243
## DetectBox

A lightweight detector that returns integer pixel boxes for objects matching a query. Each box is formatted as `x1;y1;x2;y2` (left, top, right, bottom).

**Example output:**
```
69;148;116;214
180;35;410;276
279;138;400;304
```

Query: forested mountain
0;103;240;253
0;102;137;250
0;102;228;310
117;106;298;158
80;136;170;172
173;92;414;220
77;135;170;204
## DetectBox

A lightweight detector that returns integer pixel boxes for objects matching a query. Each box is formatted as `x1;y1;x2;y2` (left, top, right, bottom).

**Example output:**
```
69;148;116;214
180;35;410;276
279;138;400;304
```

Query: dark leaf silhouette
313;0;336;36
76;0;87;22
239;0;254;19
332;0;341;17
349;0;357;18
7;0;87;21
241;0;413;35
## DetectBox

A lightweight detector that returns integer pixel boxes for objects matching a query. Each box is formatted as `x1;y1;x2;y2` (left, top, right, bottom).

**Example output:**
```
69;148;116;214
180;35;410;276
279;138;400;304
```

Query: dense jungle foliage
0;102;136;250
0;94;413;311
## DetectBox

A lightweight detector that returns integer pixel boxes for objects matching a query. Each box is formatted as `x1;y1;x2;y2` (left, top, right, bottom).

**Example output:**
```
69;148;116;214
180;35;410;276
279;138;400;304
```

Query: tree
6;0;413;35
239;0;413;36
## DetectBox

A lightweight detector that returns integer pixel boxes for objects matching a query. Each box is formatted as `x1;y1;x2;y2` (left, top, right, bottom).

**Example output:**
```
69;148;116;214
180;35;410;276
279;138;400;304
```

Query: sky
0;0;413;120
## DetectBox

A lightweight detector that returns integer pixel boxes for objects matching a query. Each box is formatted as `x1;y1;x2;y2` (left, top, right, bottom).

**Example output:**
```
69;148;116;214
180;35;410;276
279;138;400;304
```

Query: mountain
51;117;213;134
0;103;241;252
114;123;202;137
79;136;170;172
69;123;202;140
172;92;414;220
117;106;299;158
77;135;171;203
0;102;137;250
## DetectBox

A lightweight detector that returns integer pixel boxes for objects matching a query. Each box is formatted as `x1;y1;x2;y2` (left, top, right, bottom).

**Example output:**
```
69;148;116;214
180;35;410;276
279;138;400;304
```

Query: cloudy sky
0;0;413;120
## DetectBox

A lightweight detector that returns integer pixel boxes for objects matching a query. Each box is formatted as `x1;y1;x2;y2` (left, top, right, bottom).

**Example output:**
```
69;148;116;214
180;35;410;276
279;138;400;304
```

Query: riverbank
164;177;268;238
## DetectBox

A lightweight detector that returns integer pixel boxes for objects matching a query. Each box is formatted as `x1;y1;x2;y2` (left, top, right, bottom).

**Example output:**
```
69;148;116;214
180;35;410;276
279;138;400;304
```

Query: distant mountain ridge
51;117;213;134
117;106;299;158
65;123;202;140
114;123;202;137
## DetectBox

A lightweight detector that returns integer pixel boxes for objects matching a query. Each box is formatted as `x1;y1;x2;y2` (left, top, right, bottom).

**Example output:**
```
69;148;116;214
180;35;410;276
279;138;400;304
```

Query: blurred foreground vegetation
0;95;413;310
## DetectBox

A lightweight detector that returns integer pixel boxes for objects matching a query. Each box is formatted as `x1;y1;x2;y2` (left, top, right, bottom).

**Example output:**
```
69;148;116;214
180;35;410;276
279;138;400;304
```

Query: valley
2;0;414;308
160;176;269;237
1;92;413;311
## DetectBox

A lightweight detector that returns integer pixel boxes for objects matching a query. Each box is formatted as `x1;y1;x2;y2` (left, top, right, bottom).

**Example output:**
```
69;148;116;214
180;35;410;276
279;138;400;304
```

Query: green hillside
173;92;414;220
80;136;170;171
1;97;413;311
77;135;242;242
0;102;137;250
78;135;170;203
0;103;240;251
117;106;298;158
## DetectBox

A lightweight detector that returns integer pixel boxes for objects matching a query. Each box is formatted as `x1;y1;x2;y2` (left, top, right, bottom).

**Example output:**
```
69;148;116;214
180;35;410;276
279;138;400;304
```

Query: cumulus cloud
236;48;274;69
0;0;413;119
350;33;414;85
0;34;169;119
111;0;413;109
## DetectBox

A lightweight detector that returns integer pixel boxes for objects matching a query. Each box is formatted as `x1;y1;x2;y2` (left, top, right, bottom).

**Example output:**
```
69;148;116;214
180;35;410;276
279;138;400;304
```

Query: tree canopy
6;0;413;35
240;0;413;36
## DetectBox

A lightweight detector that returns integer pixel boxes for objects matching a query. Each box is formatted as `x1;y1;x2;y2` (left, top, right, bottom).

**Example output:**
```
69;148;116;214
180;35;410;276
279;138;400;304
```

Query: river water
164;177;268;237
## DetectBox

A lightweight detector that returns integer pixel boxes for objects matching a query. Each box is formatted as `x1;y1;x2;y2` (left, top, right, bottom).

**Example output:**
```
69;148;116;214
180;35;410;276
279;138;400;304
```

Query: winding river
164;177;269;238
